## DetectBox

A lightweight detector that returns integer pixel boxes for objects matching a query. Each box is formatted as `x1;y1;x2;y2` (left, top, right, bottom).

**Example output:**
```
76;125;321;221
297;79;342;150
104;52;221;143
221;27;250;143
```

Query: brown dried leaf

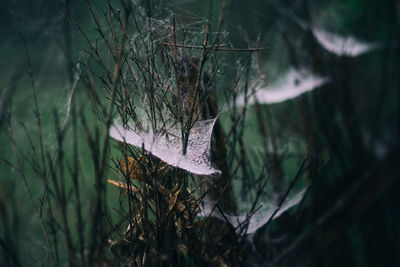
168;187;182;211
157;183;170;197
182;210;189;220
191;202;202;214
176;201;186;213
119;156;146;181
107;179;139;193
211;255;228;267
138;232;145;241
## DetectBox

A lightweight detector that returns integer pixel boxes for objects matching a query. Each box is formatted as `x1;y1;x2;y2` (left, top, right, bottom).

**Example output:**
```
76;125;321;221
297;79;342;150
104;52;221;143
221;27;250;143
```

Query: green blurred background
1;0;399;266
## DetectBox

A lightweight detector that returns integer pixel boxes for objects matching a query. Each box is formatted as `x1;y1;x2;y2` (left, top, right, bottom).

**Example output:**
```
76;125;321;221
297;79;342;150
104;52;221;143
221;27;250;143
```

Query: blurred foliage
1;0;399;266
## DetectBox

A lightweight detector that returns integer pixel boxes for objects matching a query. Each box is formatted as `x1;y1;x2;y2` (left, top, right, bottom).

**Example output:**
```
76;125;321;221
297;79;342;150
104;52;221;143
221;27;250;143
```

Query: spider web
105;7;232;176
110;118;220;176
201;186;308;234
235;68;329;106
311;28;380;57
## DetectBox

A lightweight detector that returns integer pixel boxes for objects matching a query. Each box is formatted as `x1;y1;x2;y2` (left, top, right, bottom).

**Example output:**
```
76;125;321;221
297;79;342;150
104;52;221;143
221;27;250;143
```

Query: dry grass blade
107;179;140;194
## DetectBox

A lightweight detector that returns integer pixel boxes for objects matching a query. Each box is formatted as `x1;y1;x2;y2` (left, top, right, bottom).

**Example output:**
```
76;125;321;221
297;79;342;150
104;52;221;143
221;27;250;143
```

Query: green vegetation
1;0;399;266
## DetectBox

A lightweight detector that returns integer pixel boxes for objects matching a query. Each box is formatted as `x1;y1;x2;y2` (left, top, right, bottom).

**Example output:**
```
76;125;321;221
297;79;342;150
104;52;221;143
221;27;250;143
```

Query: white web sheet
61;62;80;130
312;28;379;57
109;118;221;176
201;187;308;234
236;68;328;106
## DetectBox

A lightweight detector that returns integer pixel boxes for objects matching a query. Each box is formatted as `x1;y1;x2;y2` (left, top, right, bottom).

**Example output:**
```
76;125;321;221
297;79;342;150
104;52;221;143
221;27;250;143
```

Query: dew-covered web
290;12;381;57
311;28;380;57
106;7;229;176
201;141;309;237
235;68;329;107
61;62;81;130
103;5;309;235
110;118;220;175
201;186;308;234
212;56;312;238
